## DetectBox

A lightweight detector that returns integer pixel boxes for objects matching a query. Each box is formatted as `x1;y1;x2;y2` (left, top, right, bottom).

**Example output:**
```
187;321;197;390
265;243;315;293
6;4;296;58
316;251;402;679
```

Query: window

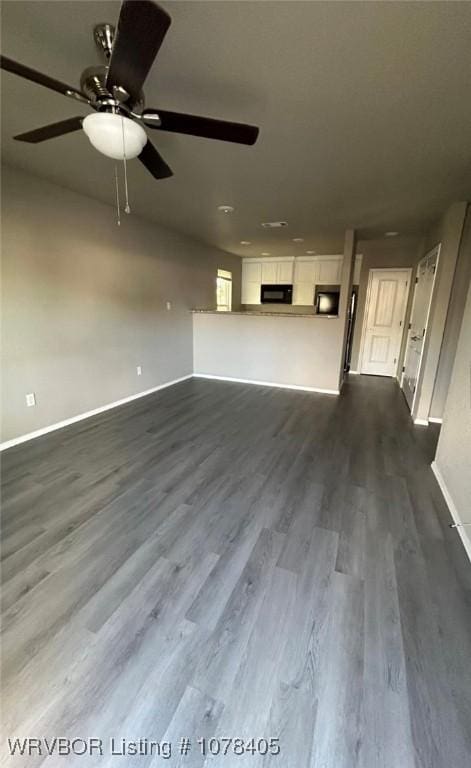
217;269;232;311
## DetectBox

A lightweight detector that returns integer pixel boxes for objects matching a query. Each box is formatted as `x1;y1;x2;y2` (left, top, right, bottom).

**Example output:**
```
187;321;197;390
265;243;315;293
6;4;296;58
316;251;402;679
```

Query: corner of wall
432;460;471;562
413;203;468;423
430;275;471;563
336;229;356;390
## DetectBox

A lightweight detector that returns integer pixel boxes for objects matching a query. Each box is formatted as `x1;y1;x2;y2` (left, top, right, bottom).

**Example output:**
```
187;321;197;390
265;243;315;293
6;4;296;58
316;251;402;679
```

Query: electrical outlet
137;366;142;376
26;393;36;407
166;301;172;311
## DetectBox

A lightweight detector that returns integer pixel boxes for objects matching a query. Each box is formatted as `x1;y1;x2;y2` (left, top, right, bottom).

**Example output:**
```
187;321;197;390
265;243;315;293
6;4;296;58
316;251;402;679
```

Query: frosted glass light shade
82;113;147;160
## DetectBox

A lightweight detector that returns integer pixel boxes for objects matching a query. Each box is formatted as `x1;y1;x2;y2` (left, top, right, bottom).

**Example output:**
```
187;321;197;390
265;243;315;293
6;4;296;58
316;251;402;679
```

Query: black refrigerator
343;287;358;373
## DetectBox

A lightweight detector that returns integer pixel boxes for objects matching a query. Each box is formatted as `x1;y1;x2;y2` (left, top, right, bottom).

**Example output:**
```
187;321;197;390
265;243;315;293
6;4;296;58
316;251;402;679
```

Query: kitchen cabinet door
242;281;261;304
261;261;277;284
243;261;262;283
317;258;343;284
294;260;317;283
277;261;294;283
242;260;262;304
293;283;315;306
293;259;316;305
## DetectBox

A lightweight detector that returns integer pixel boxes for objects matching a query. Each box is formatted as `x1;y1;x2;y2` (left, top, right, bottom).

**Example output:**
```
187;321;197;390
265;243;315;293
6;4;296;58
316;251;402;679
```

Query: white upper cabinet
242;254;360;307
260;260;293;284
317;257;343;284
261;261;277;284
277;260;294;283
243;261;262;284
294;260;317;283
293;260;316;306
242;260;262;304
292;256;342;305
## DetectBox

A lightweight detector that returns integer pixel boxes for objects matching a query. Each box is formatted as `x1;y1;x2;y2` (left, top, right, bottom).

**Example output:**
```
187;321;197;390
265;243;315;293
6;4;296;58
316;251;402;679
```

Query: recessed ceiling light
240;240;251;245
217;205;234;214
385;231;399;237
261;252;271;256
293;238;304;243
306;250;316;255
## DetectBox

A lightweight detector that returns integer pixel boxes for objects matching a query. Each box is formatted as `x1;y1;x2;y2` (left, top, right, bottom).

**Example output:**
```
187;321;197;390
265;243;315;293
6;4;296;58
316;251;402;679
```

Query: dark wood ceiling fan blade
14;117;84;143
138;139;173;179
143;109;259;145
106;1;171;103
0;55;85;99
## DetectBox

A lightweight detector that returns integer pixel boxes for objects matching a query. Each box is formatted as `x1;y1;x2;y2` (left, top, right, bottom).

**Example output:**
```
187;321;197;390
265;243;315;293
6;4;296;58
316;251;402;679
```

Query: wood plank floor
2;375;471;767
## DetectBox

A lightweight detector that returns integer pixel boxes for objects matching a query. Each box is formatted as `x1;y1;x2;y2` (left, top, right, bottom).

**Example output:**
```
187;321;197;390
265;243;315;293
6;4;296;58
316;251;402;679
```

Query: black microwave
260;284;293;304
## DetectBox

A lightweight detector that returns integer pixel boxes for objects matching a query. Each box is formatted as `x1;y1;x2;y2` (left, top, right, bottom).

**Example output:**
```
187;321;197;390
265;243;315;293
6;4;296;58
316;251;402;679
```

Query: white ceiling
2;1;471;257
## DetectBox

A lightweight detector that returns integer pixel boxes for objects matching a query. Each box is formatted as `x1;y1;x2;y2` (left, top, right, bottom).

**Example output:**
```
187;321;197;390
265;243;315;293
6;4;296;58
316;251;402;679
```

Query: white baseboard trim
0;374;193;451
431;460;471;562
348;370;360;375
428;417;443;424
414;418;429;426
193;373;340;396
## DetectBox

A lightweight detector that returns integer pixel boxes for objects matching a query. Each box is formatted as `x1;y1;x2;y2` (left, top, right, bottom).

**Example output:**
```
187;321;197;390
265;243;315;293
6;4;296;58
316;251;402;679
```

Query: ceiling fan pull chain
121;115;131;214
114;164;121;226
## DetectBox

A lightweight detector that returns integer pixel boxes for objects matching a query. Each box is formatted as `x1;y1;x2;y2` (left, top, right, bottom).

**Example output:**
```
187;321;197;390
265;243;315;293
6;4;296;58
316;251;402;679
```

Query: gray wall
430;204;471;418
414;202;467;422
1;165;241;443
350;236;422;372
434;278;471;557
193;313;345;393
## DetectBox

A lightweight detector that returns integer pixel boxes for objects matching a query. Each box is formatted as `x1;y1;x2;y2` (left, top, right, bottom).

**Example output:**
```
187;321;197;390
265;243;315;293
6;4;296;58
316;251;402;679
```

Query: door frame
400;244;441;415
358;267;412;377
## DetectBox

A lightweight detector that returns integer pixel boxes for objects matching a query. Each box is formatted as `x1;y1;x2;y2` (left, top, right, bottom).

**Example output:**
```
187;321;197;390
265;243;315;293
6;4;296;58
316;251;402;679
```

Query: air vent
261;221;288;228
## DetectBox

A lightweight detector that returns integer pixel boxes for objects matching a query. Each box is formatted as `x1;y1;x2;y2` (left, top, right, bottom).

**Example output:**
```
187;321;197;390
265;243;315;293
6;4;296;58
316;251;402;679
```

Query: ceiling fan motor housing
80;65;109;102
80;64;144;113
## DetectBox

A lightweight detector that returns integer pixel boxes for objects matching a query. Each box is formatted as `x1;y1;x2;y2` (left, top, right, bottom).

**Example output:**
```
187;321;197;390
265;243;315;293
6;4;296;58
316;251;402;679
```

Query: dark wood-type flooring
2;375;471;767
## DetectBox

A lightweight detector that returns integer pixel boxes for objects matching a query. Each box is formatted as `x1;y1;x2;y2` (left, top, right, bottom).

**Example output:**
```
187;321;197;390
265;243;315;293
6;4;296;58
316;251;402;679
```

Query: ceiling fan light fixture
82;113;147;160
2;0;259;181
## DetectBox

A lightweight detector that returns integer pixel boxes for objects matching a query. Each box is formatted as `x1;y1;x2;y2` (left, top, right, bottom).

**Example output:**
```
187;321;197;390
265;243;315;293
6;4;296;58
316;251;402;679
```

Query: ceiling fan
0;0;260;180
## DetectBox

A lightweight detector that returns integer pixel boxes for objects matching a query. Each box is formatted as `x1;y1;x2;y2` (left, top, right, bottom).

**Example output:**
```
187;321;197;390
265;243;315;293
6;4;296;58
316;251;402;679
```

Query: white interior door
402;247;440;410
360;269;410;376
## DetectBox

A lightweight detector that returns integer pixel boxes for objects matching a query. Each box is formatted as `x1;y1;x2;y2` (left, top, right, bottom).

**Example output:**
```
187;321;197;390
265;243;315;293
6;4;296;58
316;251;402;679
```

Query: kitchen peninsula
192;309;346;394
193;233;357;394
